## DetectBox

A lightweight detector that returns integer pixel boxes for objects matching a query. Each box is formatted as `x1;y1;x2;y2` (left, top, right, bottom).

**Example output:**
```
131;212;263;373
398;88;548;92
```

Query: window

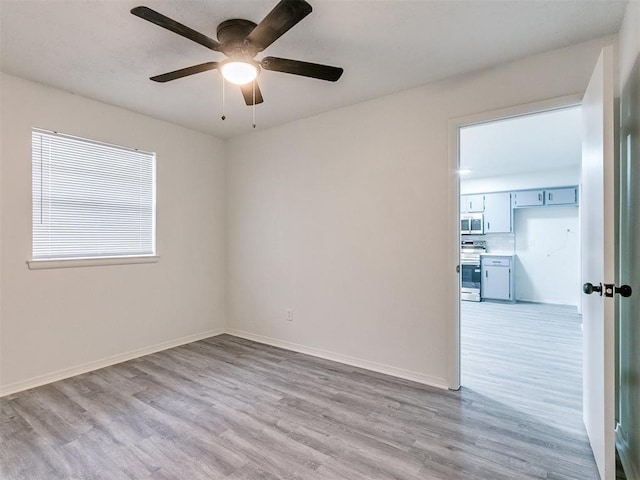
31;129;156;264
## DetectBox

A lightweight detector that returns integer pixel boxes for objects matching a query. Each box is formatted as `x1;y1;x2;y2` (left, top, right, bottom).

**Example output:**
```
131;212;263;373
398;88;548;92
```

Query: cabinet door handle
538;193;542;201
485;270;488;278
487;222;490;230
548;192;553;201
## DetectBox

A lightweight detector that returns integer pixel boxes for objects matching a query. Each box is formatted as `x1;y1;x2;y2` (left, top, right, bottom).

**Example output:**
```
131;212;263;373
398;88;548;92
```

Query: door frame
447;93;584;390
615;50;640;480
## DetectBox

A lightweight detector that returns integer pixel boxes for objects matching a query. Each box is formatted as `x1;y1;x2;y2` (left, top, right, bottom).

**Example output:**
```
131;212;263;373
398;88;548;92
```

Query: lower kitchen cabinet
481;255;514;302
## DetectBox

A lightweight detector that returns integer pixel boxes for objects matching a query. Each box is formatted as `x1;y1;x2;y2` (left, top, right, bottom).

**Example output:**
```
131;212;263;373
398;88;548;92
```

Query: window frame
28;128;159;270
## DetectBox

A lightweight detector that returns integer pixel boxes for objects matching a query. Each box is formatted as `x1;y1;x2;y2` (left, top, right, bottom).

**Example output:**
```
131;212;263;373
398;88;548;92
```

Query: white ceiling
460;106;582;178
0;0;627;139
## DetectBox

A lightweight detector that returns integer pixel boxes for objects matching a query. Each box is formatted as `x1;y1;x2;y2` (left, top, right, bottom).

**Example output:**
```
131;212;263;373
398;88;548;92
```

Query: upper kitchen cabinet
461;194;484;213
512;189;544;207
545;187;578;205
483;192;512;233
512;187;579;207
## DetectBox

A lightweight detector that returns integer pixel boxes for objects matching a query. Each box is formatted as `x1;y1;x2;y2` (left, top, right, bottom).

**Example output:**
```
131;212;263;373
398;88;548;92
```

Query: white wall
618;0;640;88
460;166;580;194
513;206;580;306
226;36;615;388
0;74;227;394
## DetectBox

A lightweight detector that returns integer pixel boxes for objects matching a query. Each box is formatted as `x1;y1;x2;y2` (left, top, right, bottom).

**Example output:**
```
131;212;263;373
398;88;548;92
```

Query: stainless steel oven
461;240;486;302
461;213;484;235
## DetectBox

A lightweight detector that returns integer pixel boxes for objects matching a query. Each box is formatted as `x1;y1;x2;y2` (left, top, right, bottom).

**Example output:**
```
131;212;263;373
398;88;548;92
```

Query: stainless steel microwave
461;213;484;235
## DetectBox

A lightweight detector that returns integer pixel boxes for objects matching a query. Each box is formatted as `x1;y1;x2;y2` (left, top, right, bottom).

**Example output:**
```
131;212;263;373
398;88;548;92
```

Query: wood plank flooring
2;309;599;479
461;301;598;479
462;301;585;433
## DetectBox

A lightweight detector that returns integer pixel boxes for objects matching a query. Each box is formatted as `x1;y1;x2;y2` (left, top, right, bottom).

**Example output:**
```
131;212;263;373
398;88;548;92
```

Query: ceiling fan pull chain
221;78;226;121
252;81;256;129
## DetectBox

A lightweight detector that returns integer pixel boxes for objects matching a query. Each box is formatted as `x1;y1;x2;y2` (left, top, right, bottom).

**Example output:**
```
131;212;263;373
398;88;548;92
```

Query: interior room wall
0;73;227;395
513;206;580;306
226;36;615;388
618;0;640;85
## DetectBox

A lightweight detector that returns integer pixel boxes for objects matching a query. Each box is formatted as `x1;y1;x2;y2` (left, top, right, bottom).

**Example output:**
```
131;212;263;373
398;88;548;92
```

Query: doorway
448;94;584;388
457;104;584;400
452;101;600;477
449;47;626;480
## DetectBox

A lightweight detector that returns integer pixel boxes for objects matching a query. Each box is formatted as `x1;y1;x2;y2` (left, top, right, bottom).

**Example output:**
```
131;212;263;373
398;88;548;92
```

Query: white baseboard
226;328;449;390
1;327;449;397
616;424;640;480
0;328;225;397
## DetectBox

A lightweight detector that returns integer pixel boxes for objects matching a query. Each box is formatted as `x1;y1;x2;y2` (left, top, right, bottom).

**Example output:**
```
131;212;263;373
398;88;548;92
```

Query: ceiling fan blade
245;0;312;51
131;6;221;52
261;57;343;82
150;62;219;83
240;81;264;105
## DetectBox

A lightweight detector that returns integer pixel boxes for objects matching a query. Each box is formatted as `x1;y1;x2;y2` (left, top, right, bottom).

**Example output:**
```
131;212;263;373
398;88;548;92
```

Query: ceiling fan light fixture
220;60;258;85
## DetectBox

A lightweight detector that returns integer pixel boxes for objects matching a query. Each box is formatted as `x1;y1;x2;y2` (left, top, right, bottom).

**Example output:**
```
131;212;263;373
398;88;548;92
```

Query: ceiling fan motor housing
217;19;258;57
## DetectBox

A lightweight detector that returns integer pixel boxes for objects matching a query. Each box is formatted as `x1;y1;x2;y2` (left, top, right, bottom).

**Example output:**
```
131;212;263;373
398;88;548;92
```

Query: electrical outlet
286;309;293;321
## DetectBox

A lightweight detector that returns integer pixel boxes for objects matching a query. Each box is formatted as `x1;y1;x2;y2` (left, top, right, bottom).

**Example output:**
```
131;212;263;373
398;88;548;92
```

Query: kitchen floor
461;301;582;426
460;300;605;477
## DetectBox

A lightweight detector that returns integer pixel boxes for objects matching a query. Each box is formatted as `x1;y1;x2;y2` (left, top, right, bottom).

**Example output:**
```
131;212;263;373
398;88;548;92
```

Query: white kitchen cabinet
545;187;578;205
483;192;512;233
512;189;544;207
481;255;514;301
461;194;484;213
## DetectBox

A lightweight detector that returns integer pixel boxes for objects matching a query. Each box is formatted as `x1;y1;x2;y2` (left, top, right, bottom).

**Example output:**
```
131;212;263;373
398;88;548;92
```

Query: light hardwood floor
461;301;586;436
1;305;599;479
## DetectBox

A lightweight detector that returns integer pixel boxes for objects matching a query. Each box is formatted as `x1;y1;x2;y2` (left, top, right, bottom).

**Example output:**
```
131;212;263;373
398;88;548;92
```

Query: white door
581;46;615;480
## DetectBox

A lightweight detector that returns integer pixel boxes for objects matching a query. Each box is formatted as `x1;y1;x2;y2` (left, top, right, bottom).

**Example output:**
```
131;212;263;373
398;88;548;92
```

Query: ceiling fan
131;0;344;106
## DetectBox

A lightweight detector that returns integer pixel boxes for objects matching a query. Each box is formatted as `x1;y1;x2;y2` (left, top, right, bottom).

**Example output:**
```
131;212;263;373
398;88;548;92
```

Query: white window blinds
32;129;156;260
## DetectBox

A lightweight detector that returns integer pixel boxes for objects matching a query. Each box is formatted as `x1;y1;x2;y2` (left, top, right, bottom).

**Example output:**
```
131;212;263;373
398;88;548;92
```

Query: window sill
27;255;160;270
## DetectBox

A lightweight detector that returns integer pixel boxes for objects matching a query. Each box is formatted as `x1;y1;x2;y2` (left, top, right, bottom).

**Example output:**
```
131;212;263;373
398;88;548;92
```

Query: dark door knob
616;285;633;297
583;282;602;295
